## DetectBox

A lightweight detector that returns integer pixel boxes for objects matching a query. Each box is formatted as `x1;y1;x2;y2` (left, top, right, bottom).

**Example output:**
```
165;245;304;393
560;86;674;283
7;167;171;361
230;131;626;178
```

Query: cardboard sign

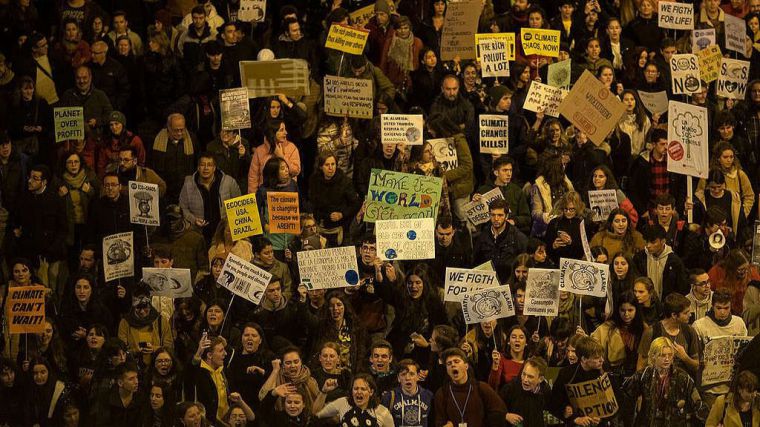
520;28;561;57
141;268;193;298
444;267;499;302
588;190;619;222
697;44;722;83
220;88;251;130
463;187;505;226
461;286;515;324
381;114;424;145
565;373;619;418
240;59;311;99
224;193;263;240
376;218;435;260
692;28;715;52
266;192;300;234
558;258;609;297
349;4;375;29
524;269;560;316
440;0;482;60
325;24;370;54
717;58;750;100
53;107;84;142
475;33;514;77
637;91;669;115
365;169;443;223
725;14;747;55
324;75;374;119
102;232;134;282
218;253;272;305
558;70;626;145
702;335;753;386
5;286;46;334
238;0;265;22
658;1;694;30
670;54;701;95
524;81;568;117
298;246;360;290
128;181;160;226
479;115;509;154
428;138;459;171
667;101;709;179
548;59;571;89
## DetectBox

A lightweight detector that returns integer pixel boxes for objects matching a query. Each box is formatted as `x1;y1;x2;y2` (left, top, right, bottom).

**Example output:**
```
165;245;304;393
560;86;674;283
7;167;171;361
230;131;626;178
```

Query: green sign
364;169;442;223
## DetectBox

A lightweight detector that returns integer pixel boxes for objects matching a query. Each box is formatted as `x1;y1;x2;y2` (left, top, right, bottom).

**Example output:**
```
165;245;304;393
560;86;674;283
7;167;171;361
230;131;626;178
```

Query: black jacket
473;224;528;283
91;57;130;112
633;250;690;296
12;186;68;261
308;169;359;229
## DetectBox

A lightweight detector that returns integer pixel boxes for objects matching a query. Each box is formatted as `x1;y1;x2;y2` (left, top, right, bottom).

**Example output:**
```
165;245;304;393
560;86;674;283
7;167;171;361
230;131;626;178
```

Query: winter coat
12;186;68;261
247;140;301;194
178;170;241;223
308;169;359;230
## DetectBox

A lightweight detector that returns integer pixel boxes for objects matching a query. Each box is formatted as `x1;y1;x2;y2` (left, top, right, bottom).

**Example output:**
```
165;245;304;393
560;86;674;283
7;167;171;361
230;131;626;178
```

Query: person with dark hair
590;208;645;258
140;380;175;427
409;47;444;112
106;11;143;56
706;370;760;427
0;357;23;427
248;120;301;194
57;150;99;272
308;151;358;247
24;357;68;427
206;129;251;191
313;372;394;425
475;155;531;235
227;322;275;416
431;215;472;281
694;155;751;239
59;273;112;347
256;156;299;251
683;206;733;270
709;249;759;316
259;346;320;418
473;198;528;282
686;268;713;323
346;54;396;103
380;358;434;427
177;5;216;73
637;293;701;375
633;223;689;298
251;236;293;298
629;128;686;218
640;193;687;254
306;290;368;372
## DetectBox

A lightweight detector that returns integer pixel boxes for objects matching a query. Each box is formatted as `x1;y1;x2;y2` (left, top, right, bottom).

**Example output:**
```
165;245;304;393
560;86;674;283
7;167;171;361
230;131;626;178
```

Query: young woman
633;277;663;325
171;297;204;365
256;157;299;254
531;154;575;237
199;298;240;345
145;348;180;397
308;151;359;247
8;76;52;161
697;142;755;225
310;342;351;405
308;291;368;371
617;90;652;158
176;402;211;427
18;318;68;379
410;47;444;112
592;291;647;382
489;325;532;391
587;165;638;231
23;357;66;427
67;323;108;400
610;252;639;301
220;394;256;427
58;273;112;347
0;358;23;427
313;373;394;426
706;370;760;427
463;319;508;381
597;65;623;95
269;390;312;426
248;120;301;194
140;381;175;427
227;322;275;415
590;208;645;258
208;219;253;266
578;37;613;75
709;249;760;316
544;191;590;263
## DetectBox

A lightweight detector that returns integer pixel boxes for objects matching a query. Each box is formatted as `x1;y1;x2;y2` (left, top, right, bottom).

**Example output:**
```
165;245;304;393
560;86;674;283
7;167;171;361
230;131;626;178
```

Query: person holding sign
256;157;299;250
309;152;359;247
545;191;591;263
587;165;639;230
623;337;707;426
695;142;755;229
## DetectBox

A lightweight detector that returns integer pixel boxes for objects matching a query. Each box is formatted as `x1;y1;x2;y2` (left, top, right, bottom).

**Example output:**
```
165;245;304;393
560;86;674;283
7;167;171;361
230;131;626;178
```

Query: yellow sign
224;194;263;240
6;286;46;334
350;5;375;29
697;44;722;83
325;24;370;55
565;373;619;418
520;28;561;57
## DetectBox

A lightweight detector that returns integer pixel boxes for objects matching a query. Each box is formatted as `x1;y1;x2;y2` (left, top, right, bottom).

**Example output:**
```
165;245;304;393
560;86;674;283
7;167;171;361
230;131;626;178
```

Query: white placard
444;267;500;302
476;33;513;77
323;75;374;119
524;81;568;117
725;14;747;55
658;1;693;30
461;286;515;324
218;253;272;305
524;268;560;316
558;258;609;297
692;28;715;52
141;268;192;298
102;232;134;282
463;187;505;226
667;101;709;179
129;181;160;226
376;218;435;261
238;0;266;22
298;246;361;290
381;114;424;145
702;335;753;386
717;58;750;100
428;138;459;171
670;54;701;95
637;91;669;115
479;115;509;154
588;189;618;222
548;59;571;89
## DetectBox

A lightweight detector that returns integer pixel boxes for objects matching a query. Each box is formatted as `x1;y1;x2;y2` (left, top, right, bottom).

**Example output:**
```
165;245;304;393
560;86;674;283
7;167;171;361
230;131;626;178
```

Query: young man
640;193;689;253
369;340;396;395
633;224;689;298
686;268;713;323
192;336;229;424
474;155;531;235
90;363;143;426
629;129;686;218
432;215;472;281
433;348;507;427
499;356;551;426
473;198;528;282
637;293;701;375
381;359;434;427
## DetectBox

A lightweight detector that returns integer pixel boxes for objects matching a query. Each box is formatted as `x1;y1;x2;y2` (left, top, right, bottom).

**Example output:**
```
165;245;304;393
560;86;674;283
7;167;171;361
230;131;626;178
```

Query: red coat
379;35;423;89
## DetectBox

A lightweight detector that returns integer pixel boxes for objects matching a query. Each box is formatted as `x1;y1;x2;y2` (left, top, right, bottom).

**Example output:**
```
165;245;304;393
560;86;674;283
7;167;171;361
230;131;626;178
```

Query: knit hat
109;110;126;126
488;85;512;109
375;0;391;15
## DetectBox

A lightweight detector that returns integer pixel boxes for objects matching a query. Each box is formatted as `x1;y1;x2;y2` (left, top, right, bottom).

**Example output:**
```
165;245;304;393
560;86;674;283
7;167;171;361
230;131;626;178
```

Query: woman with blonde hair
544;191;591;262
208;218;253;263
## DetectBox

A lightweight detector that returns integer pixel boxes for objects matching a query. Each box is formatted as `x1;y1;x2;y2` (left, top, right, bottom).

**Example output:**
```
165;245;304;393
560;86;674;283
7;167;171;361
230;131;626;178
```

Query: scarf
707;309;732;327
64;169;88;223
343;406;380;427
274;365;319;411
646;244;672;297
126;305;160;328
388;34;414;72
153;128;194;155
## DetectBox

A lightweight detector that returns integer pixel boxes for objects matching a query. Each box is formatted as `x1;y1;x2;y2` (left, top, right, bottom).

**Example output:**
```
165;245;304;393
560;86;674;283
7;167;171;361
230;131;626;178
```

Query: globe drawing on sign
345;269;360;285
407;230;417;240
405;127;421;143
567;264;597;292
106;239;131;265
472;289;503;318
384;248;397;259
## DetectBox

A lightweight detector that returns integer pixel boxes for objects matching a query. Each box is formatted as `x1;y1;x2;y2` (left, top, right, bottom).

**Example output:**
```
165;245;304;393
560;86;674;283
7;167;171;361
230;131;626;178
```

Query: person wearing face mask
227;322;275;415
381;359;433;427
498;356;550;427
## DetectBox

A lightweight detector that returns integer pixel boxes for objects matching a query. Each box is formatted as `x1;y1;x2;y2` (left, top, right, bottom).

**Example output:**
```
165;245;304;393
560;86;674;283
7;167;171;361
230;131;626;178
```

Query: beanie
375;0;391;15
109;110;127;126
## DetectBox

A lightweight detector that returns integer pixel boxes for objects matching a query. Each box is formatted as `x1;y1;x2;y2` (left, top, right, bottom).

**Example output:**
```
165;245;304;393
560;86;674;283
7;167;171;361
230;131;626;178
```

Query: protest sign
240;59;311;98
752;221;760;265
558;258;609;297
525;269;560;316
381;114;424;145
365;169;443;222
128;181;160;226
558;71;626;145
5;286;45;333
324;75;374;119
267;192;300;234
218;253;272;305
670;54;701;95
298;246;360;290
224;193;263;240
53;107;84;142
474;261;495;271
692;28;715;52
428;138;459;171
376;218;435;260
580;219;592;261
220;88;251;130
667;101;709;179
325;24;370;54
697;44;722;83
566;373;619;418
702;335;753;386
588;190;618;222
142;268;193;298
637;91;669;115
479;115;509;154
440;0;482;60
725;14;747;55
548;59;571;89
475;33;514;77
463;187;505;226
350;5;375;28
238;0;265;22
521;28;561;57
445;267;500;302
717;58;750;100
461;286;515;324
524;81;568;117
102;232;134;282
658;1;693;30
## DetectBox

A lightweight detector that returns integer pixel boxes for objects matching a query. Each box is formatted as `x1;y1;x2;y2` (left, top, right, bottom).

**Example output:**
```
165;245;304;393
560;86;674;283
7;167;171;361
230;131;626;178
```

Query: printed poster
298;246;360;290
444;267;500;302
381;114;424;145
349;4;375;29
218;253;272;305
524;268;560;316
475;33;514;77
5;286;46;334
717;58;750;100
224;193;264;240
325;24;370;55
128;181;160;226
558;70;626;145
658;1;694;30
220;88;251;130
461;286;515;324
376;218;435;260
667;101;709;179
479;115;509;154
692;28;715;52
141;268;193;298
364;169;443;223
524;81;568;117
440;0;482;60
520;28;561;57
240;59;311;99
53;107;84;143
102;232;134;282
558;258;609;297
324;75;374;119
670;54;701;95
588;190;618;222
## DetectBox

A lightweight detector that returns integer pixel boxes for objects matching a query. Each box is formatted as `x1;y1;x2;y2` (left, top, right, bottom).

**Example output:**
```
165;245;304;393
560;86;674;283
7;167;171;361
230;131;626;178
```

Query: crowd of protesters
5;0;760;425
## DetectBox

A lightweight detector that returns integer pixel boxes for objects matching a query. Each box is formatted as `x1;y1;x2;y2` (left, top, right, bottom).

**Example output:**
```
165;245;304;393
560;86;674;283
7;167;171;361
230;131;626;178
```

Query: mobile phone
139;341;148;348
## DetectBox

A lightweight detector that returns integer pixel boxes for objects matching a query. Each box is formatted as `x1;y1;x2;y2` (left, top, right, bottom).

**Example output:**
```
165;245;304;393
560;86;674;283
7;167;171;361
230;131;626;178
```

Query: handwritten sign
558;70;626;145
702;335;753;386
520;28;561;57
658;1;693;30
444;267;499;302
667;101;709;179
6;286;46;334
463;187;504;226
525;268;560;316
103;232;134;282
725;14;747;55
461;286;515;324
697;44;722;83
566;373;618;418
325;24;370;54
365;169;443;223
54;107;84;142
267;192;300;234
588;190;618;222
717;58;750;100
224;193;263;240
637;91;669;115
440;0;482;60
298;246;360;290
524;81;568;117
220;88;251;130
381;114;424;145
324;75;374;119
218;253;272;305
475;33;514;77
548;59;571;89
670;54;701;95
479;115;509;154
376;218;435;260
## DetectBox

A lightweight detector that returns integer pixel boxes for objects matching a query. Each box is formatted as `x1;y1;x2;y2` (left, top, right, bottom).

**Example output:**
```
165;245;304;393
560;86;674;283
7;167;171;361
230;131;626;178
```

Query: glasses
563;207;576;212
693;280;710;287
92;50;106;55
119;157;134;163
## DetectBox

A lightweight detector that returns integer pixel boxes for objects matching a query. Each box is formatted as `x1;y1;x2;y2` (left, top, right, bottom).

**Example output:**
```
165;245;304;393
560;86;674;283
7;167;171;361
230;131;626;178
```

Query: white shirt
317;397;395;427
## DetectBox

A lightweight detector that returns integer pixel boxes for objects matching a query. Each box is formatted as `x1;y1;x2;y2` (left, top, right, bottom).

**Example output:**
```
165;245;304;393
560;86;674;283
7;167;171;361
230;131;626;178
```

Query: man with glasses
90;41;130;112
87;172;132;247
686;268;713;323
117;146;166;196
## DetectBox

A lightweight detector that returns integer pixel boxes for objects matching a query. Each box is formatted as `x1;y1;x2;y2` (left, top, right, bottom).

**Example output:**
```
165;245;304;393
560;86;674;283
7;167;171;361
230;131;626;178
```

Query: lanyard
449;384;472;423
